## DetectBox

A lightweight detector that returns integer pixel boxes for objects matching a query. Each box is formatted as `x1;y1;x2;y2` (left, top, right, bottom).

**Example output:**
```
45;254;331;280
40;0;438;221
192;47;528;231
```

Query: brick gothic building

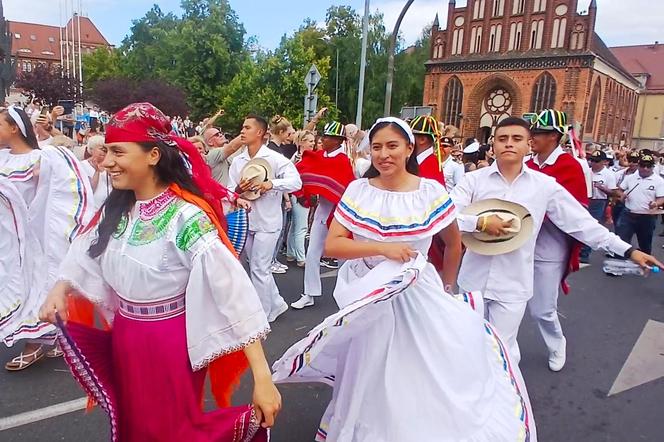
423;0;641;146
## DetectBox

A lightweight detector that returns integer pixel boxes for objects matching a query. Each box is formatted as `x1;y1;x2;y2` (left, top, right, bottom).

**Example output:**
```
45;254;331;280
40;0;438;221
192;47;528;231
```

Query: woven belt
117;293;185;321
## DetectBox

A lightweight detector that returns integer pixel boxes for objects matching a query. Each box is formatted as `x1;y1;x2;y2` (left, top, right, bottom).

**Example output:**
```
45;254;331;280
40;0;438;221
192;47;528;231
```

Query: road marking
608;320;664;396
0;397;88;431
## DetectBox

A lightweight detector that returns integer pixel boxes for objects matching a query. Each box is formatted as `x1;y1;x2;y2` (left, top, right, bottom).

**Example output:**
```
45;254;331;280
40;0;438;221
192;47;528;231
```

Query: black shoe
320;258;339;269
580;256;590;264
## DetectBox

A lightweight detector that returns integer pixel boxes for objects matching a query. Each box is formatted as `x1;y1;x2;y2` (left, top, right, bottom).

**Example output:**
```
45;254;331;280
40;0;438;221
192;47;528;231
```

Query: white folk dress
273;178;536;442
0;146;93;346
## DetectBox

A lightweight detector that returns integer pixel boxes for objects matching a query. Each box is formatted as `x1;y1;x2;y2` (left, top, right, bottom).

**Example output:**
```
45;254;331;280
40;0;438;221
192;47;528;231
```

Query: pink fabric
60;313;267;442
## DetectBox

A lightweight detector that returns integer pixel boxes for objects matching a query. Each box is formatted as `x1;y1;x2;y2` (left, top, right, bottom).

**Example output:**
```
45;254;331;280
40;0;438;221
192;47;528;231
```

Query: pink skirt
57;310;267;442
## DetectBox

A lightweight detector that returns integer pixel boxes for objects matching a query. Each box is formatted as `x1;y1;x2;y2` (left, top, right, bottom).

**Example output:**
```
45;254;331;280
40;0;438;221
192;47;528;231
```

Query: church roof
611;43;664;92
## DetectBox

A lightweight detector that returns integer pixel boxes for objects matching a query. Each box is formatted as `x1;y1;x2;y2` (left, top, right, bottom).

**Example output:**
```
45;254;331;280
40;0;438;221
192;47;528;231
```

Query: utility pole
356;0;370;128
384;0;415;117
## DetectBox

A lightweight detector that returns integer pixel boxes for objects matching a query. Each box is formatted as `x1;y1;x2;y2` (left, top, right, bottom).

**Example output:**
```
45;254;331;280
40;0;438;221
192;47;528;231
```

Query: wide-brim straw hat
240;158;272;201
461;199;534;256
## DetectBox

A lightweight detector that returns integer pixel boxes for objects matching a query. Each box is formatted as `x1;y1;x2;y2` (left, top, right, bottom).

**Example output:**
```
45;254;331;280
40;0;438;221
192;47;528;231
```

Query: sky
3;0;663;50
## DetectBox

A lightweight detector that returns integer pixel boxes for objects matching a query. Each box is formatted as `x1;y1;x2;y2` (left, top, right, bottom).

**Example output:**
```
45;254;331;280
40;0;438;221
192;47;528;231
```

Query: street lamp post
356;0;370;128
384;0;415;117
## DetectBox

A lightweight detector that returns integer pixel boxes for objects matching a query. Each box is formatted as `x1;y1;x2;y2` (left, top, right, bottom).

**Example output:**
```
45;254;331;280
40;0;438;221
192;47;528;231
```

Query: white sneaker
276;262;288;271
548;337;567;372
291;294;314;310
268;302;288;322
270;263;287;274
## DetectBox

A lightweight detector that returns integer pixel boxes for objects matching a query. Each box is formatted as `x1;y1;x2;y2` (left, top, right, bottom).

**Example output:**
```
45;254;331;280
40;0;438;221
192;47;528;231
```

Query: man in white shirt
441;136;465;192
292;122;350;310
451;117;662;364
228;116;302;322
580;149;618;264
616;154;664;255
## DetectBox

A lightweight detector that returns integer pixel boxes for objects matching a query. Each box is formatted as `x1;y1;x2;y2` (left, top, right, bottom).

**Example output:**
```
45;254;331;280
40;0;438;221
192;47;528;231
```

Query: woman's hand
252;377;282;429
38;282;69;324
380;243;417;263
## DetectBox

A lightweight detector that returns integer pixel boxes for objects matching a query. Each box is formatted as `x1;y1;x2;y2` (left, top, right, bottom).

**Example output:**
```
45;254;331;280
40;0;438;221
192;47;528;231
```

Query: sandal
46;346;64;358
5;346;45;371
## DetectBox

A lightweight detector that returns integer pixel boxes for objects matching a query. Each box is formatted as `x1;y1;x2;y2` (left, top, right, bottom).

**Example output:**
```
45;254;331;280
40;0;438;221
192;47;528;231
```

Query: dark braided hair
88;140;203;258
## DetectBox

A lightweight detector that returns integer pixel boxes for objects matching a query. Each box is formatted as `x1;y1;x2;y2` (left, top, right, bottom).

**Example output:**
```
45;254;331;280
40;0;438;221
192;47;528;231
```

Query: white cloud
372;0;447;45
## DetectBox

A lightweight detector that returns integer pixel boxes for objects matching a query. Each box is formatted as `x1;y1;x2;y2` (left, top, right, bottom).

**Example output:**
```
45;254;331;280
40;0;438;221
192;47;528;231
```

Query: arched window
530;20;544;49
531;72;557;111
509;22;523;50
470;27;483;53
452;28;464;55
533;0;547;13
586;80;601;134
551;18;567;48
492;0;504;17
489;24;502;52
473;0;486;20
442;77;464;127
513;0;525;14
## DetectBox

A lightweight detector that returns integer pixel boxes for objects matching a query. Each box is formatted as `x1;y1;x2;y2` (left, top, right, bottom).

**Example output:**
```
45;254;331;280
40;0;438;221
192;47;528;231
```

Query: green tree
81;48;123;90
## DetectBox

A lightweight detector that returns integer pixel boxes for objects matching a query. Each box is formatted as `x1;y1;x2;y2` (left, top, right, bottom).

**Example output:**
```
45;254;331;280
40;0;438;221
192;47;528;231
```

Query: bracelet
480;216;488;232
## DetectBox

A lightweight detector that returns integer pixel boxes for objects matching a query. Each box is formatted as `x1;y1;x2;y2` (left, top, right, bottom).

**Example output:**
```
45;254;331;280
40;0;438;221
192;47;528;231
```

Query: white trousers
483;298;528;365
245;230;285;316
303;215;328;297
528;260;566;354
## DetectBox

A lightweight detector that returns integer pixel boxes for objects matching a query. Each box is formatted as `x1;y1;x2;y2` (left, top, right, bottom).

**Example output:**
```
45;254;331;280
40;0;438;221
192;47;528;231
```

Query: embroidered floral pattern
128;200;181;246
113;215;128;239
175;212;216;251
138;189;176;221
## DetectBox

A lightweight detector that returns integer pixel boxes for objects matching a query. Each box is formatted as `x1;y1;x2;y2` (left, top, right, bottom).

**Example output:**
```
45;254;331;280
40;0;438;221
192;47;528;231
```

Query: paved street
1;237;663;441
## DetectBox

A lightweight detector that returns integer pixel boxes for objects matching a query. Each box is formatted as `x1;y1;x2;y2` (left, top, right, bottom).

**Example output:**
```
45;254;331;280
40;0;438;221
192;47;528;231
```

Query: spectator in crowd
268;115;297;159
203;126;242;187
79;134;111;210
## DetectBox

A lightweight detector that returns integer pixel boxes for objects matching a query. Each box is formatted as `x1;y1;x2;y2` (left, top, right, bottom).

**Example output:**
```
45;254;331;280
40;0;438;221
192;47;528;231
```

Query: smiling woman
38;103;280;441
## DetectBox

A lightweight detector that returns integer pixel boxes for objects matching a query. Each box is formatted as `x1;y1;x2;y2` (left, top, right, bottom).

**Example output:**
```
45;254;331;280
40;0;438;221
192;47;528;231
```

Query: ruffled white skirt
0;179;55;346
273;255;536;442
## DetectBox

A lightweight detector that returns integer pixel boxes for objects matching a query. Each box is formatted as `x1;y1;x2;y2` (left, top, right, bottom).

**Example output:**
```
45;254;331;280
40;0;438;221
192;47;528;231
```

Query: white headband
7;106;27;138
368;117;415;145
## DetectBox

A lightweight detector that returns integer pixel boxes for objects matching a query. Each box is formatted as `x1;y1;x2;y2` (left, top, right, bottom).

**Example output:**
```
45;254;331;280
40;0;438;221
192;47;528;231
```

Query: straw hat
239;158;273;200
461;199;534;256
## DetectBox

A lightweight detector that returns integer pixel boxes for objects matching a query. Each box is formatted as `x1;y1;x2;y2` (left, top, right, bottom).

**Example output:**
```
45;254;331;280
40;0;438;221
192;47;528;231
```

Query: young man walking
451;117;662;364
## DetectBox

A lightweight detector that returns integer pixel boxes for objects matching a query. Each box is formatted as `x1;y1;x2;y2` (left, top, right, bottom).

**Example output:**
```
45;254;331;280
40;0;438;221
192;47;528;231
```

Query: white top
80;160;112;210
442;156;465;192
591;167;617;200
576;156;593;198
324;146;346;158
531;146;579;262
615;168;637;187
620;172;664;214
0;146;94;289
451;162;631;302
228;145;302;232
58;189;270;370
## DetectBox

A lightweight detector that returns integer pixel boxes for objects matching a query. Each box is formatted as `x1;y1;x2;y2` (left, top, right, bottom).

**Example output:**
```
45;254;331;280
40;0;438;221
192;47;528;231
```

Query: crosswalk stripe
0;397;88;431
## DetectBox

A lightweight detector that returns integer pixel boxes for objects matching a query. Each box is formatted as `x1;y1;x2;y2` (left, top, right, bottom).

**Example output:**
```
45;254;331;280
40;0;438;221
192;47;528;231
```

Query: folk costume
274;177;536;442
410;115;448;275
292;122;355;310
525;109;589;369
273;119;537;442
55;103;269;441
0;108;94;351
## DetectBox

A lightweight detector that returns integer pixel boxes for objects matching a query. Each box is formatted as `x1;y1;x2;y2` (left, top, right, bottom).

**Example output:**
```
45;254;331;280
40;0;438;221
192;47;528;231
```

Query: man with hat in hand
613;151;642;224
615;153;664;256
228;115;302;322
580;149;618;263
451;116;663;364
292;122;353;310
525;109;588;371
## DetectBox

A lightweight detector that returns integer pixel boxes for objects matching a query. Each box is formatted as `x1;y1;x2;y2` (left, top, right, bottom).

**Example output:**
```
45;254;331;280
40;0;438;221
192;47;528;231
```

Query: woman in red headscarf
39;103;279;441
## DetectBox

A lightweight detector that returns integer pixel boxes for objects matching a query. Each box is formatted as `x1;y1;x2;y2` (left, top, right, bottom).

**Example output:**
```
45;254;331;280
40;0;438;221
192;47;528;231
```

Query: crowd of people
1;99;663;441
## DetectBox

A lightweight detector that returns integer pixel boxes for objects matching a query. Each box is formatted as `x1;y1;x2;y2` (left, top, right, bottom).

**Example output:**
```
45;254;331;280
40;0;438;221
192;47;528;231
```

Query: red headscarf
105;103;232;222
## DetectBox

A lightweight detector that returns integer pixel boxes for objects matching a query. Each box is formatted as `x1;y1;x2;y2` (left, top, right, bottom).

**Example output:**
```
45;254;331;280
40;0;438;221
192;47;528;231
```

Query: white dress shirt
228;145;302;233
451;162;631;303
591;167;617;200
325;146;346;158
620;172;664;214
442;155;465;192
530;146;577;262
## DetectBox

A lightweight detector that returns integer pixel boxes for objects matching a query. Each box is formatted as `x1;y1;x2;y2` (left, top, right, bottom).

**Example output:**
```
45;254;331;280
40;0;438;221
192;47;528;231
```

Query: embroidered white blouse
58;189;270;370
